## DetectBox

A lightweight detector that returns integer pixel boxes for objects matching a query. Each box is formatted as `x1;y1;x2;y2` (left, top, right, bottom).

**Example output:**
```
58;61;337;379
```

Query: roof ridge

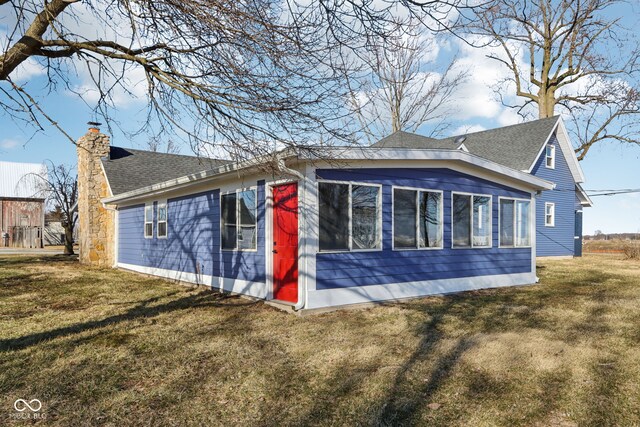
440;115;560;141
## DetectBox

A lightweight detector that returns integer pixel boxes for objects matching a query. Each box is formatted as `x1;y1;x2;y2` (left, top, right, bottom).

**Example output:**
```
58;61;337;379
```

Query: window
144;203;153;238
545;144;555;169
157;201;167;238
452;193;492;248
545;202;555;227
221;189;257;250
318;182;381;252
393;188;443;249
499;199;531;247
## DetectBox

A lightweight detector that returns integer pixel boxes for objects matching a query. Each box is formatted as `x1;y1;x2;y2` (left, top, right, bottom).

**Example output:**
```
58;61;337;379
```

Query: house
0;161;47;248
76;117;587;312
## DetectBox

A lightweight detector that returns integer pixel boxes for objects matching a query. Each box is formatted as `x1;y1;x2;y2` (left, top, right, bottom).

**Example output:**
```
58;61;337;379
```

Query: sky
1;2;639;235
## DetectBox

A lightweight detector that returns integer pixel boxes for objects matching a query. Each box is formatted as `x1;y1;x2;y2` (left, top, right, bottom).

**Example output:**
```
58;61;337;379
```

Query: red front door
272;183;298;303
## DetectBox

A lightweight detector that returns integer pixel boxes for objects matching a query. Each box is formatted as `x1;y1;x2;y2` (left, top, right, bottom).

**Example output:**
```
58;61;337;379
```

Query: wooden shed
0;161;46;248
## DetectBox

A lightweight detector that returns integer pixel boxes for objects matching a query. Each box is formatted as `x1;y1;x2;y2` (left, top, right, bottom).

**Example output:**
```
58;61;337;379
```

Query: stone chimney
77;122;114;266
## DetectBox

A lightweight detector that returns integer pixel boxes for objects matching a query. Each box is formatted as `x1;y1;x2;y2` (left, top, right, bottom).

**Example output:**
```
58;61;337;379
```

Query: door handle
272;249;278;254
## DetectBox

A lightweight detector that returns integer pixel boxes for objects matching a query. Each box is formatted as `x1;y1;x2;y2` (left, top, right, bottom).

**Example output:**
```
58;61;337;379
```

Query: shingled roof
372;131;454;150
102;147;230;196
371;116;561;171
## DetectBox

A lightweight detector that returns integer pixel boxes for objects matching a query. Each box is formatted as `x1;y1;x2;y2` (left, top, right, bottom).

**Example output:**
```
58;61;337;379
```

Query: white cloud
451;124;486;135
0;139;20;149
8;58;46;82
497;108;523;126
68;62;148;108
446;36;528;122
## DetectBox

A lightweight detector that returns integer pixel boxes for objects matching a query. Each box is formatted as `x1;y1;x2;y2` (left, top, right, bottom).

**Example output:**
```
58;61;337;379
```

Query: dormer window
545;144;555;169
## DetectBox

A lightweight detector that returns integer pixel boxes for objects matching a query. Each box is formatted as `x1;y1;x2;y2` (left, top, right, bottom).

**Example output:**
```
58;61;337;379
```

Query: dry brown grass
583;239;640;254
1;254;640;426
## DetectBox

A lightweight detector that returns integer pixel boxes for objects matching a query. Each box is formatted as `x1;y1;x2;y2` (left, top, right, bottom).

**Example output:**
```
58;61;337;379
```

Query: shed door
272;183;298;303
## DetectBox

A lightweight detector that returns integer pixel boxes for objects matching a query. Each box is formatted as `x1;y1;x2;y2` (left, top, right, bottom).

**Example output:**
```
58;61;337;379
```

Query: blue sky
1;4;639;235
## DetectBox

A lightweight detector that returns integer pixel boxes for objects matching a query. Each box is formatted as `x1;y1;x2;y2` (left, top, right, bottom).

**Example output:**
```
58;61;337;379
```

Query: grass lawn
1;255;639;426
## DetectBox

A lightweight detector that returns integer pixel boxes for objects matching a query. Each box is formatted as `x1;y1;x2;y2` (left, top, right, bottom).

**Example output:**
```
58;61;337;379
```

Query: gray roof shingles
102;147;230;196
371;116;560;171
103;117;560;196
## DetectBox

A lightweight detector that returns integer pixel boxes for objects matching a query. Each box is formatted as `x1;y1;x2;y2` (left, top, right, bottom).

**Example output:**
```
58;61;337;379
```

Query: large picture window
393;188;443;249
499;199;531;247
318;182;381;252
144;203;153;238
452;193;492;248
221;189;257;250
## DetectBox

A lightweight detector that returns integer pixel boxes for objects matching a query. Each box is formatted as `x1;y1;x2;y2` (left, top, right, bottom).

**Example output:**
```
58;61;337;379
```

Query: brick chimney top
87;121;102;133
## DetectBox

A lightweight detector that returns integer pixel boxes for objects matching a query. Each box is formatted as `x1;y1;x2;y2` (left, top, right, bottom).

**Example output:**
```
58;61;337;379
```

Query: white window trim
498;196;532;248
451;191;493;249
157;199;168;239
317;179;383;253
545;202;555;227
545;144;556;169
220;186;258;252
391;185;444;251
144;202;154;239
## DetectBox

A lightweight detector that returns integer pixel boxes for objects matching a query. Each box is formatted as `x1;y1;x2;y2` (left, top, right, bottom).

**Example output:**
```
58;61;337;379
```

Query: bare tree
31;162;78;255
145;136;180;154
466;0;640;159
0;0;479;161
351;20;468;143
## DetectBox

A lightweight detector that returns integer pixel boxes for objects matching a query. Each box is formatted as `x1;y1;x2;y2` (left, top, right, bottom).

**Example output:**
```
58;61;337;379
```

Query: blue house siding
117;181;266;283
315;168;533;290
531;133;576;256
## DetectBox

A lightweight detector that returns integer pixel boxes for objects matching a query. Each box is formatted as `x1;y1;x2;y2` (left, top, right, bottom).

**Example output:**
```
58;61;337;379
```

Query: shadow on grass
0;290;258;353
373;299;476;426
0;254;78;268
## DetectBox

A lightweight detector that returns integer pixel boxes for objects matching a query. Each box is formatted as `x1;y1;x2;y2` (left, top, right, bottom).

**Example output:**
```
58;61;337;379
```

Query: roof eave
101;148;297;205
576;183;594;207
102;147;554;205
301;147;555;191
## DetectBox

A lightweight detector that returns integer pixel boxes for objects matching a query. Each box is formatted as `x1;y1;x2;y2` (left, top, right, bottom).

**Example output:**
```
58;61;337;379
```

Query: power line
587;189;640;197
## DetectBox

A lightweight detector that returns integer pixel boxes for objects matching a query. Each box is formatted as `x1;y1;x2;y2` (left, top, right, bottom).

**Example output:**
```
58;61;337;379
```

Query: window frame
545;202;555;227
220;186;258;252
144;202;153;239
391;186;444;251
451;191;493;249
498;196;532;248
317;179;383;253
157;199;168;239
545;144;556;169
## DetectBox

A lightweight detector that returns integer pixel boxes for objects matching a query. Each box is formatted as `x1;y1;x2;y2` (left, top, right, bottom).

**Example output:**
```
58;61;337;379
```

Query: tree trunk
537;88;556;118
63;225;74;255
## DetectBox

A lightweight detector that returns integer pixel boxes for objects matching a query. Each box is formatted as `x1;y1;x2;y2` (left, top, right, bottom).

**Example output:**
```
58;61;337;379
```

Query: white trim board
117;264;536;312
305;272;537;309
117;262;268;299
